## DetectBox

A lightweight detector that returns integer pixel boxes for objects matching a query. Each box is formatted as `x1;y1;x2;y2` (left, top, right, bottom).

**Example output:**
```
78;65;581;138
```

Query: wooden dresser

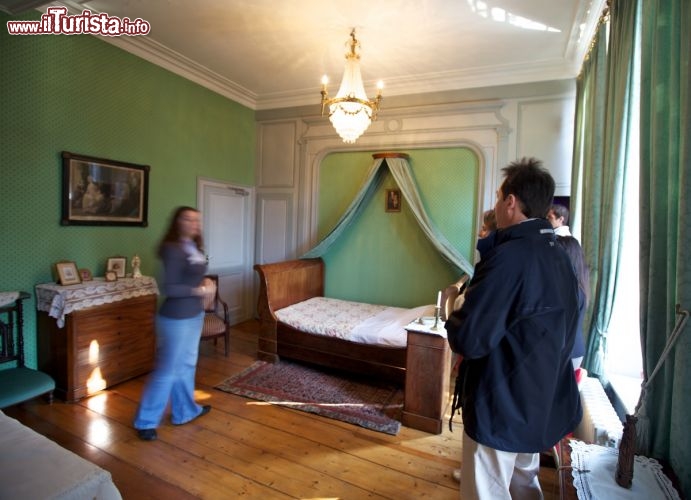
35;278;158;402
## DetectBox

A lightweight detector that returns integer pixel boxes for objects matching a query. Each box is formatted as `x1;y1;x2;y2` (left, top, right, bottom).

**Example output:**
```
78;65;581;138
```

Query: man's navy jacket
445;218;583;453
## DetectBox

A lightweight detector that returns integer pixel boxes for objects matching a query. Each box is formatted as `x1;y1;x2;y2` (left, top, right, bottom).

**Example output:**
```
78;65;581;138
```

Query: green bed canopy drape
301;153;474;278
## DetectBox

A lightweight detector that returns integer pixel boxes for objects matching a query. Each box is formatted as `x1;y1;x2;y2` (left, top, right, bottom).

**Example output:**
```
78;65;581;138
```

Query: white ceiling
3;0;605;110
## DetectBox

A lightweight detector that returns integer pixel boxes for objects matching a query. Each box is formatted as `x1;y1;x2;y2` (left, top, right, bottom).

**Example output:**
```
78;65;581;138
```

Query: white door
197;177;254;324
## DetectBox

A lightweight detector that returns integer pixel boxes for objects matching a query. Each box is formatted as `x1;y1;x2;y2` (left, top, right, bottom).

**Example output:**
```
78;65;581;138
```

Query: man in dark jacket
445;158;582;499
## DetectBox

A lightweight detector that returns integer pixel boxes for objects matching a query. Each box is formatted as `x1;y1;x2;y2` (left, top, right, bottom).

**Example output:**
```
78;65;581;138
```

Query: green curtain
571;19;608;375
639;0;691;494
580;1;639;381
302;157;474;276
570;22;607;241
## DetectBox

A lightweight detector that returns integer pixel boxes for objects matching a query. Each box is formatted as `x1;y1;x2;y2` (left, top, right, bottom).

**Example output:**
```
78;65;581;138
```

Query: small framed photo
107;256;127;278
385;189;402;212
105;270;118;282
79;268;93;281
55;261;81;286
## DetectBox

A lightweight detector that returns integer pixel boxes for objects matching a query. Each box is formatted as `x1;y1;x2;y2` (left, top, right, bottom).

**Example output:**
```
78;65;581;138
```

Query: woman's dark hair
556;236;590;304
499;157;555;218
158;206;204;256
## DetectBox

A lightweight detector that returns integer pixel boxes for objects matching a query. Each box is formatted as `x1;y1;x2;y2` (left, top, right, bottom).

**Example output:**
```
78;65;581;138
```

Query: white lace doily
35;277;159;327
0;292;20;308
569;439;680;499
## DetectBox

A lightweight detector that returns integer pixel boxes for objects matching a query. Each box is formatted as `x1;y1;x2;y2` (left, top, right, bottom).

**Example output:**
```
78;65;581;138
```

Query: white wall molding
256;91;575;260
296;100;510;254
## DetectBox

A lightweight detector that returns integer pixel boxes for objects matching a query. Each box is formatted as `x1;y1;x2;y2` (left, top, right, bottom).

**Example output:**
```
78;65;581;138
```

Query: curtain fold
577;17;613;378
301;158;386;259
639;0;691;492
571;21;609;374
301;157;474;277
569;63;586;242
583;0;639;382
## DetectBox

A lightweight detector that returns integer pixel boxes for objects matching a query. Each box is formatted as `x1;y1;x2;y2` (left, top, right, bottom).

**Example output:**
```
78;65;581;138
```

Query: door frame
197;176;255;324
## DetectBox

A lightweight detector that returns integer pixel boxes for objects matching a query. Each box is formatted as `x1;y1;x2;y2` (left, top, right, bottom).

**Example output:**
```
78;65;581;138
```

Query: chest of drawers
37;294;156;402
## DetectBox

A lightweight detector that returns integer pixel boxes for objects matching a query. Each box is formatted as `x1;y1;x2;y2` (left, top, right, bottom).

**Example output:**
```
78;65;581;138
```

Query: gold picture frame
55;261;81;286
79;268;93;281
106;256;127;278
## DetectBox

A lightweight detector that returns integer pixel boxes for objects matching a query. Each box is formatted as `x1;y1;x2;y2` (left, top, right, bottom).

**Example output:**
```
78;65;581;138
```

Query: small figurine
131;254;142;278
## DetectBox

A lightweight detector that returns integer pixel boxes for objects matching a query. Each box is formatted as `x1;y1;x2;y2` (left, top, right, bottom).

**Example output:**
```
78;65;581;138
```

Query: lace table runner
35;276;159;328
569;439;680;499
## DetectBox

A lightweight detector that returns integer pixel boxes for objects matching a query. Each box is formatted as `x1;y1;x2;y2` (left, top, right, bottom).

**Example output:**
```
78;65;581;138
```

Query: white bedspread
275;297;433;347
0;410;122;500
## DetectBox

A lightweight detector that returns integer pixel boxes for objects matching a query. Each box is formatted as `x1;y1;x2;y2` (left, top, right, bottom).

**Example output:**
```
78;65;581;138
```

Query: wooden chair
0;292;55;409
200;275;231;356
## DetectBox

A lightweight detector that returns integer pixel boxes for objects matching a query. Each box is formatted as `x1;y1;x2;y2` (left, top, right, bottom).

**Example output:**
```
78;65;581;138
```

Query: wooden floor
4;320;560;499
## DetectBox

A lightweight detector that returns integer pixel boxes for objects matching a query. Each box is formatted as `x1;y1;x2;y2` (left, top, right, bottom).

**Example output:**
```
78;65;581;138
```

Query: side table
402;320;452;434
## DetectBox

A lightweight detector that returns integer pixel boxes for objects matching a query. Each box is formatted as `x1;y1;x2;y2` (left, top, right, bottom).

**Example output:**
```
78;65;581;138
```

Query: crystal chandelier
320;29;383;143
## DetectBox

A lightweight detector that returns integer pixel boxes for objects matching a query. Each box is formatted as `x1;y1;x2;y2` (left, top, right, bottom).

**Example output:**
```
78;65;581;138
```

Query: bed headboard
254;258;324;313
253;258;325;362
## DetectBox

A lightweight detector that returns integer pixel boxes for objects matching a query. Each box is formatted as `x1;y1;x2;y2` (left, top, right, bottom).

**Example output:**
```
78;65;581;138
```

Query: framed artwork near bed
386;189;401;212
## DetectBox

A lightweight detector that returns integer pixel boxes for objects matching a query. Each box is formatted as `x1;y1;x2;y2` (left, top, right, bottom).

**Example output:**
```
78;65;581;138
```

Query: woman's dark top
158;240;207;319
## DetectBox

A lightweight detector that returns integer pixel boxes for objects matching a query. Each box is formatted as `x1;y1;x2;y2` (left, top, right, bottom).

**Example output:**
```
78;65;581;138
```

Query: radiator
573;376;623;447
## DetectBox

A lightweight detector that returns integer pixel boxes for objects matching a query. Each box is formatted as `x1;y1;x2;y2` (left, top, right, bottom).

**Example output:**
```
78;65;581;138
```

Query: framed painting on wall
385;189;401;212
61;151;150;226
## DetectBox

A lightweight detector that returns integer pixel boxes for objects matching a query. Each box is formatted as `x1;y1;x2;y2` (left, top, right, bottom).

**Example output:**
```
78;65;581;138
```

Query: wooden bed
253;258;408;385
254;257;456;433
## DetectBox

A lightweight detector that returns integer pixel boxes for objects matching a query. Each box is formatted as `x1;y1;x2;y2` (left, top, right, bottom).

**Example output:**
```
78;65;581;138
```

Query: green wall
1;11;255;368
318;149;478;307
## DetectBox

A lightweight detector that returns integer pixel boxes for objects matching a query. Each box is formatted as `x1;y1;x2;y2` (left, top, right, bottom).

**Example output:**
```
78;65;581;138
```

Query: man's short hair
499;158;555;218
551;204;570;225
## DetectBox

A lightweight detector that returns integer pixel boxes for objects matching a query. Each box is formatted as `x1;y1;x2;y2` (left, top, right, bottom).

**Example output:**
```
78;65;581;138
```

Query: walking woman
134;206;216;441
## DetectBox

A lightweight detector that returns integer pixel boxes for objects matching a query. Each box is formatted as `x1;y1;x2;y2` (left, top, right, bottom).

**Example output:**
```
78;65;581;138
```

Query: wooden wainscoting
4;320;559;499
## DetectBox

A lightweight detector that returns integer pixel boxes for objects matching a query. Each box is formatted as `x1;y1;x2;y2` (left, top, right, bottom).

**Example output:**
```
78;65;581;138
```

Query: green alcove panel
317;149;478;307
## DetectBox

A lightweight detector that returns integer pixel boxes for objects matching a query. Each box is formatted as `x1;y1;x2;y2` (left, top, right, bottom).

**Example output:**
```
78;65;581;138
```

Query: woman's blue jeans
134;312;204;429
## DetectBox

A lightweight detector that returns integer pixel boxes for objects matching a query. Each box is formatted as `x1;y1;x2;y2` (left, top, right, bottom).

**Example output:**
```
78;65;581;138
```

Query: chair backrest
0;292;30;368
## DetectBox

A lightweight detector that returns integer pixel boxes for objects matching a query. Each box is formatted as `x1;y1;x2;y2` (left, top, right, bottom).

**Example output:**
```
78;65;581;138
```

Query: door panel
198;179;254;325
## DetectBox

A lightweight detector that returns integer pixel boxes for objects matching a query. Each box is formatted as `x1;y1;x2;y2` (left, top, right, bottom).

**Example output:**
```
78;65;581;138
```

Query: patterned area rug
215;360;404;435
